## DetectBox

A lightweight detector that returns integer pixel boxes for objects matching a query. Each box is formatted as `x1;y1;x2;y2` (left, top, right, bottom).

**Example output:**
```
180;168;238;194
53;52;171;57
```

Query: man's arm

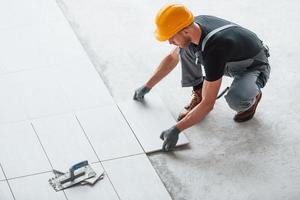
176;78;223;131
145;47;179;88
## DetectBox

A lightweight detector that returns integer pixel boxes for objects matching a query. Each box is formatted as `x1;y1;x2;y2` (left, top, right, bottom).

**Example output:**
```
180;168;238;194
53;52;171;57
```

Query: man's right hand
133;85;151;101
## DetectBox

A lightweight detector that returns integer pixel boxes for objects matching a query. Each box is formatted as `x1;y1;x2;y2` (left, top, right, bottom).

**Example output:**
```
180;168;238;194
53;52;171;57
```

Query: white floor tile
0;27;47;73
41;21;95;70
76;105;143;161
118;94;189;152
9;173;66;200
32;113;98;170
0;65;4;75
0;74;28;123
0;0;64;30
0;121;51;179
14;69;72;119
103;154;172;200
65;163;119;200
0;181;14;200
0;20;92;74
54;65;115;110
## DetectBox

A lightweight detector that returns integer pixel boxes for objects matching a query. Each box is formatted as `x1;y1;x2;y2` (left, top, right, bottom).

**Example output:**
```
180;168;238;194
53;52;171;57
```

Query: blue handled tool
49;160;100;191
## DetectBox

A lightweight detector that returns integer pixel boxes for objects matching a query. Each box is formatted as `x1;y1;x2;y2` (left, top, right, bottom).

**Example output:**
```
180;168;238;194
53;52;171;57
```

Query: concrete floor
57;0;300;199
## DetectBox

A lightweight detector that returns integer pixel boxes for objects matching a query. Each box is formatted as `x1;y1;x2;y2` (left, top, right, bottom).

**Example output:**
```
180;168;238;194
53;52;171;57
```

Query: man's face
168;30;191;48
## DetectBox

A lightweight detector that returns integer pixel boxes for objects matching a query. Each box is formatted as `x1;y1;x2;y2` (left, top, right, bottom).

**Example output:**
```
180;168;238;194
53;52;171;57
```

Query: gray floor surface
57;0;300;199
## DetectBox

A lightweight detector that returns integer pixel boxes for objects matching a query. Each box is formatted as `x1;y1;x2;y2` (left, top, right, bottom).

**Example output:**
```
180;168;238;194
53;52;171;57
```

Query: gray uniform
179;15;270;112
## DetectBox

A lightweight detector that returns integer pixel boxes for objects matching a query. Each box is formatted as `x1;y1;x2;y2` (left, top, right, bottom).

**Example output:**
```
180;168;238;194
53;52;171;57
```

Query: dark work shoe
234;91;262;123
177;88;202;121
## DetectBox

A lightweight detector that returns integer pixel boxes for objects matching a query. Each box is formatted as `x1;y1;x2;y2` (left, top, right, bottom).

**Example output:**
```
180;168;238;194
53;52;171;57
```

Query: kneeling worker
133;4;271;151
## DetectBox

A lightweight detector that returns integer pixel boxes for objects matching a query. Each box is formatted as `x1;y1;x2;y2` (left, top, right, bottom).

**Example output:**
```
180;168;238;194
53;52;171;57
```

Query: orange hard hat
154;4;194;41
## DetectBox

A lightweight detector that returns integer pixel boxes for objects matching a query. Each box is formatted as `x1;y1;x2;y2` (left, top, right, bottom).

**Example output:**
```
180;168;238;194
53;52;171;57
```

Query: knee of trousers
225;89;256;112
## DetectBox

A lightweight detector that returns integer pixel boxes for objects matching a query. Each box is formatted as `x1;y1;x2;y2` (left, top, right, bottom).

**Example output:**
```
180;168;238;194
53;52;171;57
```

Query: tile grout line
30;123;69;200
96;152;145;163
30;123;54;170
75;115;121;200
115;104;147;153
6;171;52;181
30;122;68;200
0;103;114;126
115;102;175;199
111;104;178;198
0;163;16;200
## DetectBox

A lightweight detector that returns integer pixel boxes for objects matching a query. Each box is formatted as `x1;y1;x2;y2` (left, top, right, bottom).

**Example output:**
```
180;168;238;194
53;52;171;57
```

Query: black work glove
133;85;151;101
160;126;181;151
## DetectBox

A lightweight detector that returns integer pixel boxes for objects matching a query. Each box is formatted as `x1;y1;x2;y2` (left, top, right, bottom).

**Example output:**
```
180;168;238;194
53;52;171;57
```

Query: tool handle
69;160;88;179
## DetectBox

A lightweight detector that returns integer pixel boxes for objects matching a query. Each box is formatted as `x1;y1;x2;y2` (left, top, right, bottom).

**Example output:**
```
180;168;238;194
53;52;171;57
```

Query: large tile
41;21;95;70
9;173;66;200
0;181;14;200
56;66;114;109
32;114;98;170
54;65;115;110
118;94;189;152
0;27;47;73
65;163;119;200
0;121;51;179
76;105;143;161
0;74;28;123
0;21;88;74
103;154;172;200
0;0;64;30
14;69;72;119
0;65;4;75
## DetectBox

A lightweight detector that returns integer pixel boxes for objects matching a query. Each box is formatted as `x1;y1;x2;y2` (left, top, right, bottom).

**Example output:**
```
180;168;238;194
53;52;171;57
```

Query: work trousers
179;45;271;112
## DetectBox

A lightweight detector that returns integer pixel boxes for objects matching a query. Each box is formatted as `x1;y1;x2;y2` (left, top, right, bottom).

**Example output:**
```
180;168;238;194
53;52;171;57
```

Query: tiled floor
118;93;189;153
76;105;144;161
0;75;28;123
0;181;14;200
43;0;300;199
0;121;51;179
0;0;189;199
0;0;64;30
31;113;99;170
102;154;172;200
64;163;119;200
9;173;67;200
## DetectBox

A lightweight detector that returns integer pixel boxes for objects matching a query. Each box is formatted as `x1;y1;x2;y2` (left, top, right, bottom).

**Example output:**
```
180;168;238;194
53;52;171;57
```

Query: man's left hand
160;126;181;151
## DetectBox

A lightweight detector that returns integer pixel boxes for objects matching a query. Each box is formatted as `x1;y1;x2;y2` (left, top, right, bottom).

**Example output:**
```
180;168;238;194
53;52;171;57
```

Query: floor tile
41;21;94;70
0;21;89;74
54;65;115;110
0;74;28;124
0;27;47;73
0;0;64;30
76;105;143;161
65;163;119;200
9;173;66;200
14;69;72;119
0;181;14;200
32;113;98;170
102;154;172;200
0;121;51;179
118;94;189;152
0;65;4;75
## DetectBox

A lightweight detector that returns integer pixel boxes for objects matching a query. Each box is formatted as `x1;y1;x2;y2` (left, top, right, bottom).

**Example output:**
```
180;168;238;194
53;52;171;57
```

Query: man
133;4;270;151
